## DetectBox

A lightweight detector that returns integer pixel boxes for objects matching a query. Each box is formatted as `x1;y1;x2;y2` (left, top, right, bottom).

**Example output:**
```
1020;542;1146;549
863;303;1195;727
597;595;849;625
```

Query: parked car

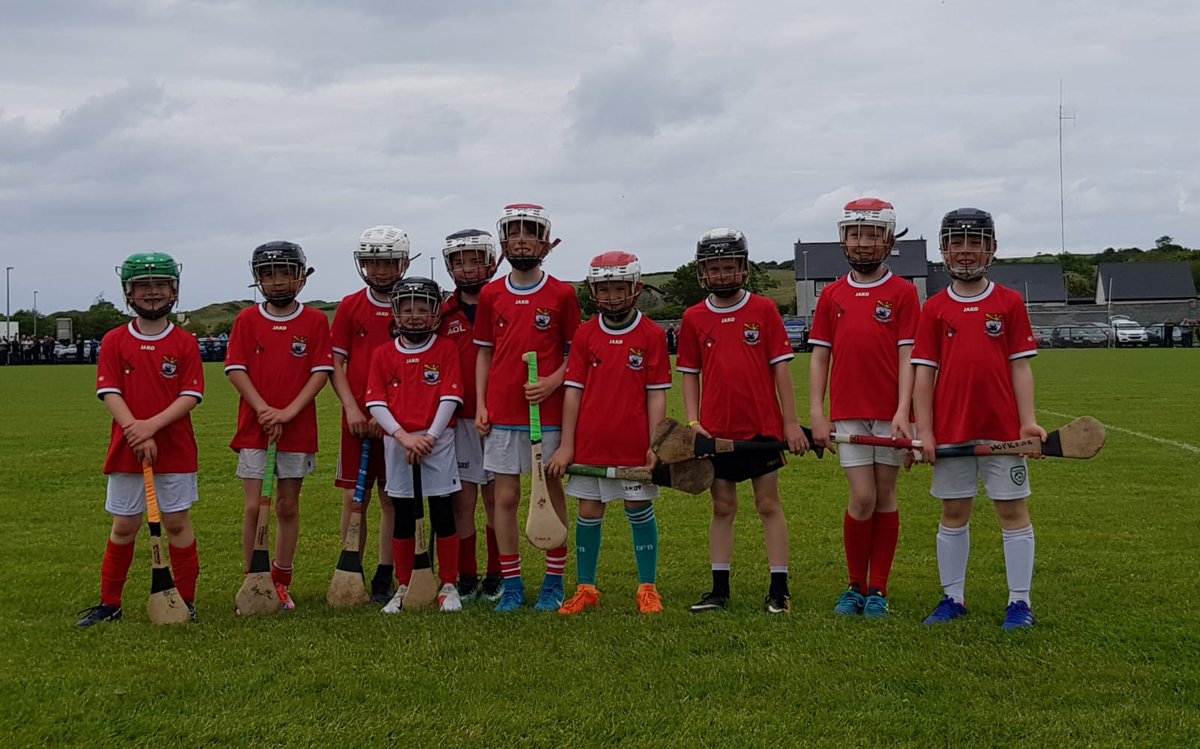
1146;324;1183;346
1071;328;1111;348
1032;327;1054;348
1110;316;1149;347
783;320;809;352
53;342;79;362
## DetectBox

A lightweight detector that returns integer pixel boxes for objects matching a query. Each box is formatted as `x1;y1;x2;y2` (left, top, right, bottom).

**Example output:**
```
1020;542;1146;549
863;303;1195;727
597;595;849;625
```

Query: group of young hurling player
77;198;1043;633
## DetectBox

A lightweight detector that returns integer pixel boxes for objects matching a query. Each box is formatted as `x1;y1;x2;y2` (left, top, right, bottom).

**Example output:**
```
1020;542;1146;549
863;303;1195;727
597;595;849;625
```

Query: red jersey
438;291;481;419
364;335;464;433
473;273;581;429
677;292;793;441
564;312;672;467
330;287;395;408
808;270;920;421
225;303;334;452
96;321;205;474
912;282;1037;444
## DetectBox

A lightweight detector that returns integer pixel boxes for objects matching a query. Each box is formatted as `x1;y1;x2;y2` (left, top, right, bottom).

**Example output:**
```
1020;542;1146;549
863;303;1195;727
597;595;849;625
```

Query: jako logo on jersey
962;306;979;312
627;348;645;371
874;299;894;323
985;313;1004;337
140;344;156;351
291;336;308;356
534;308;553;331
720;316;736;324
743;323;760;345
854;291;870;298
423;363;441;385
161;355;178;379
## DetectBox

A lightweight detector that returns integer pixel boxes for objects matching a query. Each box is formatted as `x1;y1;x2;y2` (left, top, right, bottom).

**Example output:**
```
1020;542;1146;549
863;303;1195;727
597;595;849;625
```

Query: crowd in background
0;335;99;365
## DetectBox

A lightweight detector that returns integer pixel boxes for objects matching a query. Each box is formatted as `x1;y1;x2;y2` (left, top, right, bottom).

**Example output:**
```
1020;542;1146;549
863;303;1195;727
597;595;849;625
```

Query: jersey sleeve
897;283;919;347
645;324;672;390
473;287;495;347
1006;296;1038;360
911;304;941;368
676;311;701;374
364;347;389;410
96;331;124;399
559;284;582;346
177;337;205;402
563;326;589;389
308;313;335;373
438;341;465;405
763;301;794;366
808;291;835;349
224;313;251;374
330;299;352;359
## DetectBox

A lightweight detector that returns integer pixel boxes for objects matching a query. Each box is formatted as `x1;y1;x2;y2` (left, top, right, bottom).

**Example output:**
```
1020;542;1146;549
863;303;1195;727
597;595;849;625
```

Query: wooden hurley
830;433;923;449
403;463;439;610
650;418;824;465
235;444;282;616
566;459;715;496
327;439;371;608
935;416;1106;459
142;462;189;625
522;352;568;550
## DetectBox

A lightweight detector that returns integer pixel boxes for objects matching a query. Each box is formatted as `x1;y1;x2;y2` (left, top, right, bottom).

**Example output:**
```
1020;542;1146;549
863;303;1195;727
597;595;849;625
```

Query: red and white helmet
587;251;643;318
837;198;896;242
355;225;411;291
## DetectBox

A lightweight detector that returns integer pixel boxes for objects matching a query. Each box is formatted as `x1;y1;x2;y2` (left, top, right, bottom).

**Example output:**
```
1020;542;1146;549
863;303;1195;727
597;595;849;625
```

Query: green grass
2;350;1198;747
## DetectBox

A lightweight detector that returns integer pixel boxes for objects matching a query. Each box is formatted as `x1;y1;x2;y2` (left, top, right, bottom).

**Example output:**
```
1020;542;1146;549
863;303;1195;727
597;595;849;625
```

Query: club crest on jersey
743;322;760;345
874;299;894;323
423;363;441;385
534;308;553;331
291;335;308;357
161;355;178;379
985;313;1004;337
627;348;645;371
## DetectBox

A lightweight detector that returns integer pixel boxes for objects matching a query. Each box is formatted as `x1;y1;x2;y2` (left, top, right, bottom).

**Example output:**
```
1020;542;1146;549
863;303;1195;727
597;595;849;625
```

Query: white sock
936;523;970;604
1002;525;1035;606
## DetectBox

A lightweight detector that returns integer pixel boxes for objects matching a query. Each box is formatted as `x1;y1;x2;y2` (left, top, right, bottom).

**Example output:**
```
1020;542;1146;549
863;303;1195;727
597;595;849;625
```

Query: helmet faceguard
939;208;996;281
443;229;497;294
497;203;556;272
117;252;181;320
587;251;643;322
390;276;443;345
355;225;411;292
695;228;749;298
251;240;312;306
838;198;897;275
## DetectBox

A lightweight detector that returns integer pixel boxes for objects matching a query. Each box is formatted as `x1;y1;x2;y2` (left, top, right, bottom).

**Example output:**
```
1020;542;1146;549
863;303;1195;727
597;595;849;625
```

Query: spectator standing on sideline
666;324;678;355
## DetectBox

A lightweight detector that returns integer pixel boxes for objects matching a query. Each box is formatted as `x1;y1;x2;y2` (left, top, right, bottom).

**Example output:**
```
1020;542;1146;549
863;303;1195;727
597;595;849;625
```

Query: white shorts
834;419;907;468
483;428;562;476
566;475;658;504
384;430;461;498
236;449;316;480
454;421;494;485
106;473;199;516
931;453;1031;501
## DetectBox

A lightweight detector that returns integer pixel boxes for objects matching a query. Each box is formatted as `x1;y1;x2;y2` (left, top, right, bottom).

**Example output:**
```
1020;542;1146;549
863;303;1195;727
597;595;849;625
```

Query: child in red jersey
809;198;920;619
365;277;465;613
329;225;410;603
678;228;808;615
225;241;333;611
546;252;671;615
912;208;1044;632
77;252;204;628
438;229;502;602
474;203;581;613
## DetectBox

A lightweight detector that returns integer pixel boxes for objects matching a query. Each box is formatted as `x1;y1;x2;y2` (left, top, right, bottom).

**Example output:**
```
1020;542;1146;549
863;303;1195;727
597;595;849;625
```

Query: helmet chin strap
264;293;297;307
710;286;741;299
400;330;432;346
507;256;542;272
457;281;486;294
847;259;883;274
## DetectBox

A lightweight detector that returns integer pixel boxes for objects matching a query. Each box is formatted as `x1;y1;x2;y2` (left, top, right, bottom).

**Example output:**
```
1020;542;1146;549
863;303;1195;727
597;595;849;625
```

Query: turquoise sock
625;505;659;585
575;516;603;586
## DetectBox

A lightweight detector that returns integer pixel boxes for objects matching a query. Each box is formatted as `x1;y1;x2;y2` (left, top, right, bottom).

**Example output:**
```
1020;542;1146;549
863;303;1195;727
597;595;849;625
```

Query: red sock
271;561;293;587
458;533;478;579
485;525;501;575
392;538;415;586
868;510;900;596
545;545;567;577
436;535;459;586
499;553;521;580
168;540;200;603
100;539;137;607
843;512;872;591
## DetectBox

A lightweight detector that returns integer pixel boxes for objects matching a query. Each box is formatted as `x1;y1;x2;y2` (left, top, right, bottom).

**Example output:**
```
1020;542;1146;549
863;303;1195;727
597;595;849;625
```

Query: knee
428;497;457;538
711;496;737;520
274;498;299;523
161;514;190;537
754;494;783;519
495;489;520;513
111;515;142;540
392;496;416;538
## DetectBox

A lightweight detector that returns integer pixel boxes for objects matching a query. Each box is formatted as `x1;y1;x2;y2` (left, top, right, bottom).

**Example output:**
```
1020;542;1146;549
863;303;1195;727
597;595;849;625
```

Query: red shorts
335;420;387;490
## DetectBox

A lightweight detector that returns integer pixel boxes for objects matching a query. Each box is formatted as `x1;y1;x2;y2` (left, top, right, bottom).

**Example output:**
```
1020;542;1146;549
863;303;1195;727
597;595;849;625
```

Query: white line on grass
1039;408;1200;454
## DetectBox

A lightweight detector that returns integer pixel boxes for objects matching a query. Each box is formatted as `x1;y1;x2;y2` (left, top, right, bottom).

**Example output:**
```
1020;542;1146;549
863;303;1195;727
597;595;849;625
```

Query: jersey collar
704;290;750;314
599;311;642;335
947;281;995;303
257;302;304;322
395;334;436;355
504;272;548;296
847;269;893;289
365;288;391;308
126;321;175;342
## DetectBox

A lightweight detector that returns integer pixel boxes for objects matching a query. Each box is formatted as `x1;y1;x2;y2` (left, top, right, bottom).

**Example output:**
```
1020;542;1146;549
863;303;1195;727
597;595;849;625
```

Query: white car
1110;317;1148;347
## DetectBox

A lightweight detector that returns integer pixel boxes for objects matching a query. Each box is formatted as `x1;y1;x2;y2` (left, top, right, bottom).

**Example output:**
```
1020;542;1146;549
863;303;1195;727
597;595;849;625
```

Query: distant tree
575;283;596;319
662;261;778;307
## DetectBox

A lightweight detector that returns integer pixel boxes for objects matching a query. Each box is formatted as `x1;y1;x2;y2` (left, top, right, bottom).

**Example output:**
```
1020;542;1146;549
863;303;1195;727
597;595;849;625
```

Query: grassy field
1;350;1198;747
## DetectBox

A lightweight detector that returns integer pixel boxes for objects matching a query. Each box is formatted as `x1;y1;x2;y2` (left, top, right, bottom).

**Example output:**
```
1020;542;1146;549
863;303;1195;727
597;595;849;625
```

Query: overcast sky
2;0;1197;313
